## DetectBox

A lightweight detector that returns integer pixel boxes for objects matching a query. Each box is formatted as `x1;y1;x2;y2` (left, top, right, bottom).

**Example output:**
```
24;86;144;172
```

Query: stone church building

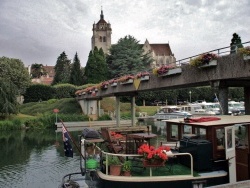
92;9;176;68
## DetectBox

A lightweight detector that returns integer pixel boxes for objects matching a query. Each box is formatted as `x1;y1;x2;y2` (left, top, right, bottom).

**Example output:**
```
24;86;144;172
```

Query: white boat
154;105;192;120
199;101;221;115
228;101;245;115
180;103;216;116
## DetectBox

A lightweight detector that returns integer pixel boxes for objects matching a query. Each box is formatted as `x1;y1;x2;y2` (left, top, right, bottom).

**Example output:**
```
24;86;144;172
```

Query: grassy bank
0;98;158;130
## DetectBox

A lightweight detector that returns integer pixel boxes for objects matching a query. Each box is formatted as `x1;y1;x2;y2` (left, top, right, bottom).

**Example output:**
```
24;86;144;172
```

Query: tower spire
100;6;104;19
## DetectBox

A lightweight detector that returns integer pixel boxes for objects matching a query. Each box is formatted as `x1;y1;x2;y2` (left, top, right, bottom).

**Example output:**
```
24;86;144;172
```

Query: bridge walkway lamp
189;91;192;103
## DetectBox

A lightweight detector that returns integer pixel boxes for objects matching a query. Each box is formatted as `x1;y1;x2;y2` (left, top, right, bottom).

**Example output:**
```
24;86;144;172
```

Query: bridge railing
175;41;250;66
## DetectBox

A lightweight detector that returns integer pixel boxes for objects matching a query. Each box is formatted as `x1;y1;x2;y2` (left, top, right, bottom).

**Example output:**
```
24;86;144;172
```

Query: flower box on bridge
140;75;150;81
111;83;117;87
198;60;217;68
159;68;182;77
120;79;134;85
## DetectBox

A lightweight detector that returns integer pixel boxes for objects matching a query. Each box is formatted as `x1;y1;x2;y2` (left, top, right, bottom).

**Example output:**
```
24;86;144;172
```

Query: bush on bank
0;119;23;130
24;114;89;129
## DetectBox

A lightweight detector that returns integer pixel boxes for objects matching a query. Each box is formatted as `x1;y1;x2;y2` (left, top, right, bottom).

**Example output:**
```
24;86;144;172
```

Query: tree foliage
31;63;47;78
107;35;153;78
23;84;55;103
53;84;77;99
52;51;71;85
0;78;18;116
136;86;243;106
230;33;243;54
0;57;31;94
84;47;108;84
70;52;84;86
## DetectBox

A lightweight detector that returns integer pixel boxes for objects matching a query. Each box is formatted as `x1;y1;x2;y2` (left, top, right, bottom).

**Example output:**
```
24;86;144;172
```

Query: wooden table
127;133;157;146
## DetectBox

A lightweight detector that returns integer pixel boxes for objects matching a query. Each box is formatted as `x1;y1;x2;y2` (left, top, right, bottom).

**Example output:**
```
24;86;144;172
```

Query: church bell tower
91;9;112;54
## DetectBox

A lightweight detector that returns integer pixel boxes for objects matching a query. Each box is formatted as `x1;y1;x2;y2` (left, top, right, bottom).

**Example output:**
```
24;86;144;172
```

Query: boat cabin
180;103;216;116
163;115;250;182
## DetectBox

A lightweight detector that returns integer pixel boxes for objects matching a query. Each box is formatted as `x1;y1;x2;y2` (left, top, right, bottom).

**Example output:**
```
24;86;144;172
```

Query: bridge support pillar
211;81;229;115
244;87;250;115
115;96;120;127
218;86;229;115
131;96;136;127
97;100;101;118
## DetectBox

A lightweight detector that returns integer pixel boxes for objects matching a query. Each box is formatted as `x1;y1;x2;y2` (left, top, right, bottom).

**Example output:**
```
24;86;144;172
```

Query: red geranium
138;144;170;161
110;131;124;139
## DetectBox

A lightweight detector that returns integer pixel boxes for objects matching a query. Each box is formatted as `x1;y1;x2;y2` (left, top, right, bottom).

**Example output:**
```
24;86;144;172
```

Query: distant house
142;39;176;68
28;65;55;85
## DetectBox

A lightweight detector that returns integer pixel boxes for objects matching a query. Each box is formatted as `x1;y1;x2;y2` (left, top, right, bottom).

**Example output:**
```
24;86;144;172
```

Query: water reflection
0;121;167;188
0;129;81;188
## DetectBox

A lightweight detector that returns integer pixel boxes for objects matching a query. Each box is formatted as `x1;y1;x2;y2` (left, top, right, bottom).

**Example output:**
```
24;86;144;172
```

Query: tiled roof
149;44;173;56
97;19;107;25
41;77;53;85
43;66;55;77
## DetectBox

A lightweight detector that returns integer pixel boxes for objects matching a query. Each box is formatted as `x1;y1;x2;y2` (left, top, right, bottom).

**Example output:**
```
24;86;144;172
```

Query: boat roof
160;105;180;109
162;115;250;127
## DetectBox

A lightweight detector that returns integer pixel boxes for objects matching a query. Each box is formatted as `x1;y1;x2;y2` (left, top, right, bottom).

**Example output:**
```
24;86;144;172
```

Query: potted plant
122;160;132;176
138;144;170;167
117;75;134;84
108;156;122;176
100;81;109;90
190;53;218;68
238;46;250;60
153;65;181;77
136;72;150;81
109;79;118;86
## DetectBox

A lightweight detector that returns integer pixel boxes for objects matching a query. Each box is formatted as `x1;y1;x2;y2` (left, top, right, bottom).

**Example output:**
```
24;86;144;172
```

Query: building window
99;36;102;42
103;36;106;42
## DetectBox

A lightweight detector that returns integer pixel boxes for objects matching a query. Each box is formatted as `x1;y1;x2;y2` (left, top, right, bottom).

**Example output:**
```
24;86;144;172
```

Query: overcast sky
0;0;249;67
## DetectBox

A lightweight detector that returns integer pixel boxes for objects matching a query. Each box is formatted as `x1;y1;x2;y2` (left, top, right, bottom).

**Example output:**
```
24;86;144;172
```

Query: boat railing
155;114;187;120
98;146;194;177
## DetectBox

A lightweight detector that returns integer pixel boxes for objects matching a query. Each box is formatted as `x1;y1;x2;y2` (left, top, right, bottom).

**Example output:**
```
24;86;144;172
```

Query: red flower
138;144;170;161
136;72;150;78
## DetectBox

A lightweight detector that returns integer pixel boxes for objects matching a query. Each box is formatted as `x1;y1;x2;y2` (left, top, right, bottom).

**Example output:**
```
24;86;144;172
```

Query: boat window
235;124;248;147
216;128;225;150
226;128;233;149
184;125;192;134
195;127;206;139
170;124;178;140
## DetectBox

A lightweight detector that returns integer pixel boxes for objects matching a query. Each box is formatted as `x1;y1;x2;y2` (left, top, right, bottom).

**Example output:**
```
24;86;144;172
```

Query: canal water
0;121;165;188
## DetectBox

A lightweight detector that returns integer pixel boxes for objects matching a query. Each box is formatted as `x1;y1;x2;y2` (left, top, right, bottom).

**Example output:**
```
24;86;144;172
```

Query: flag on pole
62;124;73;157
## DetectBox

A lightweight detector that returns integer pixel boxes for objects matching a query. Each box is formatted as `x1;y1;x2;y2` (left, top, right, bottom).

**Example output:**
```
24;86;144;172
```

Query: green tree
0;78;18;116
31;63;46;78
52;51;71;85
0;57;31;95
23;84;55;103
84;47;108;84
107;35;153;78
230;33;243;54
70;52;83;86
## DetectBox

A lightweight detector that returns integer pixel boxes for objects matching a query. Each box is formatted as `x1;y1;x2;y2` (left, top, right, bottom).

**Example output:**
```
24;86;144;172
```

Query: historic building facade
92;10;176;67
91;9;112;54
142;39;176;68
